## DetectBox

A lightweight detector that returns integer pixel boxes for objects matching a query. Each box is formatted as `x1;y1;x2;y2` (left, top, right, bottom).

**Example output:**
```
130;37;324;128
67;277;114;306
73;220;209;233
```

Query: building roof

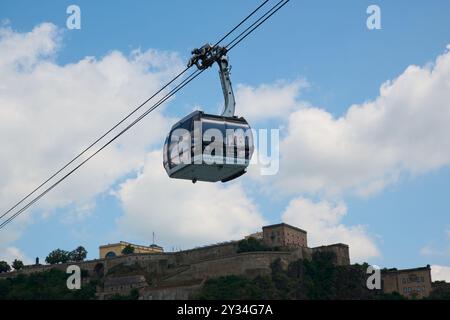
99;241;163;251
383;265;431;274
262;223;307;234
312;243;349;249
149;244;164;250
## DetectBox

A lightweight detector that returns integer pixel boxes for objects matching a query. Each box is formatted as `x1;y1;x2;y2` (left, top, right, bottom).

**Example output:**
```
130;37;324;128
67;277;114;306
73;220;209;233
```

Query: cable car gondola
163;44;254;183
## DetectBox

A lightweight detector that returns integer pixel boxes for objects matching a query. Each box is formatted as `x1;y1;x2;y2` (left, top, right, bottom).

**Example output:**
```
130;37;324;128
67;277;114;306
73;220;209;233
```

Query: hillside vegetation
0;269;97;300
197;252;404;300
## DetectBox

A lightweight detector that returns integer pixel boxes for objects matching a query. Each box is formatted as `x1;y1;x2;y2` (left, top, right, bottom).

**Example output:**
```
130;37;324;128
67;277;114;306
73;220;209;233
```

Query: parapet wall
163;251;294;286
311;243;350;265
173;241;239;265
0;241;350;284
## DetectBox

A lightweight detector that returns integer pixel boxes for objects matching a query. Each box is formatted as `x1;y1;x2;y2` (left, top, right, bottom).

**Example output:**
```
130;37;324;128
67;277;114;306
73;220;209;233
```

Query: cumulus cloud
420;245;450;258
0;22;184;229
115;151;266;249
431;265;450;282
235;79;309;122
0;23;60;70
241;45;450;264
282;197;380;262
3;21;449;270
271;46;450;197
0;246;32;265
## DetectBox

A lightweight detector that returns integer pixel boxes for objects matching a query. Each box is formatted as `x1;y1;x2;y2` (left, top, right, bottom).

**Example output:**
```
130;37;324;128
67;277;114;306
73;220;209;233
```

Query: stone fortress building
262;223;308;248
0;222;350;299
382;266;433;299
0;222;435;299
99;241;164;259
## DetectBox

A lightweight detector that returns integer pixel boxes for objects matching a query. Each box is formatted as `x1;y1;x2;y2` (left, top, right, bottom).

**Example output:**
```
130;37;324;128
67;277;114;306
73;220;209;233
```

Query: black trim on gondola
220;169;247;183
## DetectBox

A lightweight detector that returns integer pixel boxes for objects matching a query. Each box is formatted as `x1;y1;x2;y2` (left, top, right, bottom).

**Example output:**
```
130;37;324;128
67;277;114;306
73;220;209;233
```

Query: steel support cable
0;69;204;229
0;66;190;222
212;0;270;47
0;1;271;225
225;0;290;51
0;0;290;230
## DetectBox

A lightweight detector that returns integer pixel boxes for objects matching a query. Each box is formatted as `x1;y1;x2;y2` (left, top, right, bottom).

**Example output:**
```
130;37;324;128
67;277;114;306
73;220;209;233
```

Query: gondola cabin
164;43;254;183
163;110;254;183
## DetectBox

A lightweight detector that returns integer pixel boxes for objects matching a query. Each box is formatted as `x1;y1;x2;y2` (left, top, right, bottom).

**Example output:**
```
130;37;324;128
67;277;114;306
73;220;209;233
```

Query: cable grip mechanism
188;44;235;117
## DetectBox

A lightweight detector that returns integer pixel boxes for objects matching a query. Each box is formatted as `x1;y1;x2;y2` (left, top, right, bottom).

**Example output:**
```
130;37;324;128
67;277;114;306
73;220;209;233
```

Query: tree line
0;244;139;273
0;246;88;273
197;251;408;300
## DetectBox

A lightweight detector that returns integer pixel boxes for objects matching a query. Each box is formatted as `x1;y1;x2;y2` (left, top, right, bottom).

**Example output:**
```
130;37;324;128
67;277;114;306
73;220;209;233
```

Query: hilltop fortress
1;223;350;299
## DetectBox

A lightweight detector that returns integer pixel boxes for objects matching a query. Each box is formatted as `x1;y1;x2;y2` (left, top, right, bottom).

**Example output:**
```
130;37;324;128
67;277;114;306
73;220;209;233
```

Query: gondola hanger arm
188;44;236;117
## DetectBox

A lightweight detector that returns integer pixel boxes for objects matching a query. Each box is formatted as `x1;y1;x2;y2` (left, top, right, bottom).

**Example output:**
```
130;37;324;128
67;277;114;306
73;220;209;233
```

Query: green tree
12;259;24;271
0;261;11;273
45;249;70;264
110;288;140;300
302;251;337;299
237;237;271;253
427;282;450;300
270;259;297;299
121;244;135;255
0;269;97;300
69;246;87;262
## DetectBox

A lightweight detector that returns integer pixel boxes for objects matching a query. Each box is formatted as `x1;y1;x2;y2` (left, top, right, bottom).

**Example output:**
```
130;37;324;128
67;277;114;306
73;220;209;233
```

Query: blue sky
1;0;450;277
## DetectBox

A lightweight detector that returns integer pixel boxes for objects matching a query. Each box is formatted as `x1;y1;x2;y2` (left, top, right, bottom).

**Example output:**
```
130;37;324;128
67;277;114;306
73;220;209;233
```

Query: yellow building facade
99;241;163;259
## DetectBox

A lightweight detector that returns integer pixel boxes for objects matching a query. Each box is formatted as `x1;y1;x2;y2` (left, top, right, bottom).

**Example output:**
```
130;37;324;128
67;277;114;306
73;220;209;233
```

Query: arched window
105;251;116;258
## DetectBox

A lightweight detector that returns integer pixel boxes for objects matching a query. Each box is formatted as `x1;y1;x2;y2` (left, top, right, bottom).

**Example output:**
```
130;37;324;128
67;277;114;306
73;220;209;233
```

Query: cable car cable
0;1;271;224
0;68;205;230
0;0;286;229
225;0;290;51
0;66;190;223
0;0;290;230
212;0;270;47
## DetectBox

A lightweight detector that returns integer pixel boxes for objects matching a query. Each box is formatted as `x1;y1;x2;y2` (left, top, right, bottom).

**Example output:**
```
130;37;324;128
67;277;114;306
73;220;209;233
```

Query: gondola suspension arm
188;44;236;117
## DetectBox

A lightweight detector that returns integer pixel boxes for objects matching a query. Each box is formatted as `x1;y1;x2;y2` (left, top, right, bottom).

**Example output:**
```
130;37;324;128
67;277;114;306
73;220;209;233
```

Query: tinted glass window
202;119;225;158
163;135;169;169
168;124;192;169
225;121;253;161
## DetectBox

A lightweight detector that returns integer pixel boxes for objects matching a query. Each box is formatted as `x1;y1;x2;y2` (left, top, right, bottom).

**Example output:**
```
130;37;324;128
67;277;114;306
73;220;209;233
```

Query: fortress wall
103;253;174;269
163;251;294;285
1;242;348;282
0;264;53;279
142;282;204;300
173;242;239;265
311;244;350;265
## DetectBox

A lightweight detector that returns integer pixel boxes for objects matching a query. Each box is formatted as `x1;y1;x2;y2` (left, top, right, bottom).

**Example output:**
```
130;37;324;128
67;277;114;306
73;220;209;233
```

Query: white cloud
273;45;450;197
420;245;450;258
3;21;449;271
0;23;60;70
420;229;450;259
282;197;380;262
235;79;309;122
0;246;32;265
115;151;266;249
431;265;450;282
0;22;189;257
0;22;184;232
